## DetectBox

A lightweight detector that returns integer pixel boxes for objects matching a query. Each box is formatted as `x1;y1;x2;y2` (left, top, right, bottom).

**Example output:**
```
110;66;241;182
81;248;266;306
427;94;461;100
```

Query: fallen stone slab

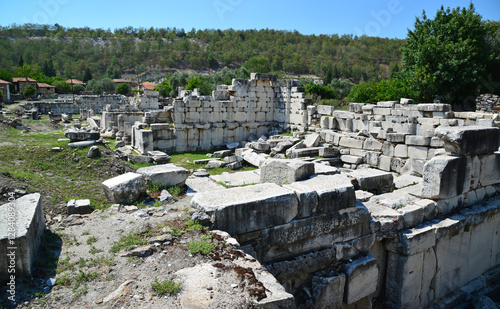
64;129;100;142
242;150;267;167
289;147;321;159
67;199;93;215
210;170;260;187
260;159;315;185
128;154;154;164
346;168;394;192
190;183;298;235
434;126;500;155
271;139;295;154
102;172;146;204
137;164;189;188
213;149;233;158
304;133;321;148
314;163;340;176
341;155;363;165
147;150;171;164
0;193;45;281
68;140;96;148
319;147;340;158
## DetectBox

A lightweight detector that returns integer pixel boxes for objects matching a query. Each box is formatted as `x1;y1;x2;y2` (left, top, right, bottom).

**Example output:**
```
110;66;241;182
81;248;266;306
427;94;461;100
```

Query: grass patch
187;234;217;255
151;277;182;295
109;229;153;253
89;246;103;255
216;181;257;189
86;235;98;245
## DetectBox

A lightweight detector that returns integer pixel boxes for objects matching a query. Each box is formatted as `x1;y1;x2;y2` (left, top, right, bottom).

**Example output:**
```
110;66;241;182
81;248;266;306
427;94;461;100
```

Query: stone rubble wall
131;73;309;153
476;93;500;113
317;101;500;174
31;94;129;114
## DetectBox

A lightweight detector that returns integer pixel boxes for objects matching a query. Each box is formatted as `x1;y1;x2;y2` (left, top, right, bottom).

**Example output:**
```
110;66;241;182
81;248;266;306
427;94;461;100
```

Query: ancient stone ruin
4;73;500;308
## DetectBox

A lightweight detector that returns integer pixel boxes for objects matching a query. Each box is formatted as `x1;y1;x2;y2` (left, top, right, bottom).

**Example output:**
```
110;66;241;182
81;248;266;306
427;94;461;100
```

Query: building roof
65;79;85;85
140;82;157;91
0;79;11;85
113;79;132;84
12;77;36;82
37;83;55;88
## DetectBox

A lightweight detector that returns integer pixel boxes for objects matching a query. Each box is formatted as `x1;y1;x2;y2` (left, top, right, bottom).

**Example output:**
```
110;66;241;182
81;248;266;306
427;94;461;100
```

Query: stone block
397;204;425;228
350;103;367;113
385;251;424;307
319;147;340;158
405;135;431;146
386;133;407;143
67;199;92;215
479;153;500;186
341;155;363;165
293;175;356;214
342;253;379;304
242;150;266;167
64;129;100;142
304;133;321;148
417;103;452;112
391;157;405;173
190;184;298;235
339;137;364;149
382;142;394;157
387;223;436;255
363;139;383;151
284;182;319;219
128;154;154;164
408;146;428;160
377;101;397;108
0;193;45;282
421;156;467;199
430;137;445;148
378;155;392;172
260;159;315;185
316;105;335;115
289;147;321;158
137;164;189;188
312;274;345;309
394;144;408;158
347;168;394;192
400;159;424;177
250;141;270;152
434;126;500;155
102;172;146;204
365;151;380;167
271;139;295;154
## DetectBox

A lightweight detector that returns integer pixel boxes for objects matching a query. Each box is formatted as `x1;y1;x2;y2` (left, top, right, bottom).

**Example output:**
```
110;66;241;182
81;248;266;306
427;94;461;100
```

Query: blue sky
0;0;499;39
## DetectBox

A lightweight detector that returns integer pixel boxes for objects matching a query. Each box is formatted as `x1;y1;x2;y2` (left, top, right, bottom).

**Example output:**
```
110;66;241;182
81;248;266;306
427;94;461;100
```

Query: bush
187;234;217;255
23;84;36;97
87;78;115;94
151;277;181;295
115;83;130;95
305;84;337;102
347;79;412;103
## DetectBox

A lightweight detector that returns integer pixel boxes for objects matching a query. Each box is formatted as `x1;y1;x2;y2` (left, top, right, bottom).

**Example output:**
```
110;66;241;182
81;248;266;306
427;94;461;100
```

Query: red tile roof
65;79;85;85
113;79;132;83
37;83;55;88
0;79;11;85
141;82;157;91
12;77;36;82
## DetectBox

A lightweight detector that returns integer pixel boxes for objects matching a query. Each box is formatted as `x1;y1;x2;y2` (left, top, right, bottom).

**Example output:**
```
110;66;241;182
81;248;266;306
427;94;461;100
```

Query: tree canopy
399;4;498;105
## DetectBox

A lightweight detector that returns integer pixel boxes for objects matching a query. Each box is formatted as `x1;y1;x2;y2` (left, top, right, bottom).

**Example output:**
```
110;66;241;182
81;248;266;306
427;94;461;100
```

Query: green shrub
151;277;182;295
187;234;217;255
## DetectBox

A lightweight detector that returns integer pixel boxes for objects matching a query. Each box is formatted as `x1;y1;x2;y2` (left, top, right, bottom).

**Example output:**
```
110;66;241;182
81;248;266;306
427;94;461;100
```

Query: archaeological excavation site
1;73;500;309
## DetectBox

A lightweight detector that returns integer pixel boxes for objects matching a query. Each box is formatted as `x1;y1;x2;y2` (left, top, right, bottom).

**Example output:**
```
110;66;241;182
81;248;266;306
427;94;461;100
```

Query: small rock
192;212;212;226
192;169;210;177
95;299;103;304
87;146;100;158
231;284;238;289
159;190;174;203
114;140;125;148
147;234;173;244
51;147;63;152
121;245;155;258
46;278;56;286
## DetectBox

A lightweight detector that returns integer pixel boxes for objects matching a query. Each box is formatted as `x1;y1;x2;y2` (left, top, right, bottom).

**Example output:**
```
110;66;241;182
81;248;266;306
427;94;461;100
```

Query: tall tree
18;55;24;68
400;4;496;105
83;68;93;83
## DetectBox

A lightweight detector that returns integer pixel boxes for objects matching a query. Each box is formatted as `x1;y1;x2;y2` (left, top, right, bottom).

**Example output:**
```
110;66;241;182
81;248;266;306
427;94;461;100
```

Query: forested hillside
0;24;404;82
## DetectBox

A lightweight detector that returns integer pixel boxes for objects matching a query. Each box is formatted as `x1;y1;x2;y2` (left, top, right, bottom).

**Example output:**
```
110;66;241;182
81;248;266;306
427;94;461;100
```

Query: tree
400;4;496;104
83;68;93;83
242;56;271;73
154;80;172;98
184;75;213;95
42;59;56;77
23;84;36;97
87;78;115;94
18;55;24;67
115;83;130;95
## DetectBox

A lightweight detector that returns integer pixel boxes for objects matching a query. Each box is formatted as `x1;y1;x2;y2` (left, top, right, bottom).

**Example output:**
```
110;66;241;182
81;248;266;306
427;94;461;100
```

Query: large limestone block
421;156;467;199
342;253;379;304
260;159;315;185
102;172;146;203
347;168;394;192
434;126;500;155
293;175;356;213
386;223;436;255
137;164;189;188
479;153;500;186
0;193;45;281
304;133;321;148
242;150;266;167
339;137;364;149
284;182;319;219
316;105;335;116
189;184;298;235
385;251;424;308
64;129;100;142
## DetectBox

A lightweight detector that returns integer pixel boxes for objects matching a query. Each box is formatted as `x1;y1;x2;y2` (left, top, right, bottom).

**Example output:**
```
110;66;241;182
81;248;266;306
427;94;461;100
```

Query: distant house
37;83;55;95
12;77;37;94
65;79;86;86
0;79;11;102
140;82;157;91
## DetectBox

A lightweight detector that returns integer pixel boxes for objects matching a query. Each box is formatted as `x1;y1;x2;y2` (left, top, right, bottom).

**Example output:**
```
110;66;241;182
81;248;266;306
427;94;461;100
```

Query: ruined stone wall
131;73;308;153
31;95;128;114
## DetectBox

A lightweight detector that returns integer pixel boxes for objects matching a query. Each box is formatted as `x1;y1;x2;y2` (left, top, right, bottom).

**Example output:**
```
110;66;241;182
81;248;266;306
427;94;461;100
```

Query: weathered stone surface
387;224;436;255
479;153;500;186
148;150;171;164
386;133;407;143
284;182;318;218
421;156;467;199
128;154;154;164
378;155;392;171
190;184;298;235
87;145;100;158
289;147;321;158
385;251;424;308
400;159;424;177
0;193;45;281
341;155;363;165
347;168;394;192
408;146;428;160
67;199;92;215
64;129;100;142
417;103;452;112
313;163;340;176
363;139;383;151
295;175;356;213
260;159;314;185
137;164;189;188
318;147;339;158
242;150;266;167
342;253;379;304
405;135;431;146
316;105;335;116
271;139;295;154
394;144;408;158
304;133;321;148
312;274;346;309
102;172;146;204
434;126;500;155
213;150;233;158
339;137;364;149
